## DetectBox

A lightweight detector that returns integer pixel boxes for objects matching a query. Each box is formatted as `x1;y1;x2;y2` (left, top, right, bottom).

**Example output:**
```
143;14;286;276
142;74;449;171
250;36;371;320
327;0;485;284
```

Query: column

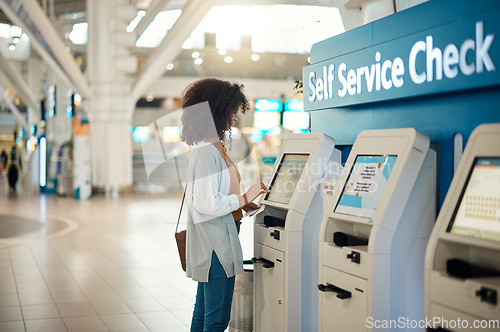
86;0;137;192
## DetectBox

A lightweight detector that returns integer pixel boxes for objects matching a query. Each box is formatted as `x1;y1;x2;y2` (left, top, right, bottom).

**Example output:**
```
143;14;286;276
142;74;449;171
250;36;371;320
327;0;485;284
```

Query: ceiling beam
134;0;170;40
0;0;78;96
21;0;90;98
0;85;28;129
0;51;40;122
131;0;220;101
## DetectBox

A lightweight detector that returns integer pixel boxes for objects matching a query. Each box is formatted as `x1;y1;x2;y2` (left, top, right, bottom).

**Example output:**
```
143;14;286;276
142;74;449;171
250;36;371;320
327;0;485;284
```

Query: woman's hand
242;202;260;212
244;181;269;203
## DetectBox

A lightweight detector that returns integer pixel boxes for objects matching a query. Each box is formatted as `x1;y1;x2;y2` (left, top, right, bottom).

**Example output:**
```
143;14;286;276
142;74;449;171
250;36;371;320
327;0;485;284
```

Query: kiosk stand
425;124;500;331
318;128;436;331
253;133;340;332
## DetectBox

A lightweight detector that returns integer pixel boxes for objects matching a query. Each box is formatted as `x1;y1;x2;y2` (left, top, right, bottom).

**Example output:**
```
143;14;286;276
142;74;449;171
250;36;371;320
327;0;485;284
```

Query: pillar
86;0;137;192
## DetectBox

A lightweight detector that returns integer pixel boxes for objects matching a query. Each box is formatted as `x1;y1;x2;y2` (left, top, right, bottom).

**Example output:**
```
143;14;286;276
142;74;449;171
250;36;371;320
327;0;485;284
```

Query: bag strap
176;185;187;234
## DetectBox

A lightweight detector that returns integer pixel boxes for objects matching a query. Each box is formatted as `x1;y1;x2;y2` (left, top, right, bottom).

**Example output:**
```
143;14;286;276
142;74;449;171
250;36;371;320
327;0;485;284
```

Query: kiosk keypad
464;195;500;220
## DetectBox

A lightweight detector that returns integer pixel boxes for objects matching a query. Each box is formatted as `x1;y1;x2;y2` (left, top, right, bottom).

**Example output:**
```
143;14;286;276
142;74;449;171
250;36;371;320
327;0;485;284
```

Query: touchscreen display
266;154;309;205
448;158;500;242
335;155;397;219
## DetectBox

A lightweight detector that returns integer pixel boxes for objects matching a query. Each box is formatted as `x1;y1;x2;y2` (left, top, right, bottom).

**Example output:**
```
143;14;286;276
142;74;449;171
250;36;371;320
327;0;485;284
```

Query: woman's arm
192;150;240;219
191;148;269;222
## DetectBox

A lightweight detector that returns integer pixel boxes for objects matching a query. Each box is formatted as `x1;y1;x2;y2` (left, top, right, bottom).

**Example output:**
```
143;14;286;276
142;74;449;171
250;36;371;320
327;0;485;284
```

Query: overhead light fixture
126;10;146;32
166;63;174;70
8;43;15;51
224;56;233;64
146;94;154;102
251;54;260;61
10;25;22;40
194;58;203;65
192;51;200;58
218;48;227;55
74;94;82;106
12;37;20;44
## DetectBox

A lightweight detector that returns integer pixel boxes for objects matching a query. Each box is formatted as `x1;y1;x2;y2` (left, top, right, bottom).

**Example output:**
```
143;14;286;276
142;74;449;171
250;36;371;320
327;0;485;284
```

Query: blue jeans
191;251;236;332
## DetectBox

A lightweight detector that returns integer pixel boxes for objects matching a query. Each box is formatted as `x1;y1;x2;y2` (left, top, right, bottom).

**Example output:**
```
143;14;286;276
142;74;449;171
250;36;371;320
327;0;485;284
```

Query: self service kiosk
253;132;341;332
318;128;437;331
425;124;500;331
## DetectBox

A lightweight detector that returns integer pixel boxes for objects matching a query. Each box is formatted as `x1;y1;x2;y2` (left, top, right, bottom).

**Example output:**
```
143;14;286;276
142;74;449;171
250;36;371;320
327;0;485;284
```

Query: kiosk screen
266;154;309;205
448;157;500;242
335;155;397;219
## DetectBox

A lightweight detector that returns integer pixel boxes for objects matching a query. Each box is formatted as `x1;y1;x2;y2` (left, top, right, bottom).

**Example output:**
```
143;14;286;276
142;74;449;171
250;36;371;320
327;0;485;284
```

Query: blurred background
0;0;426;196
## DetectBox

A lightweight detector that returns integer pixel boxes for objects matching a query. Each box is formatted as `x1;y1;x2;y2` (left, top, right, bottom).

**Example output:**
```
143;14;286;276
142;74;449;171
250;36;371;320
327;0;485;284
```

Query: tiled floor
0;176;255;331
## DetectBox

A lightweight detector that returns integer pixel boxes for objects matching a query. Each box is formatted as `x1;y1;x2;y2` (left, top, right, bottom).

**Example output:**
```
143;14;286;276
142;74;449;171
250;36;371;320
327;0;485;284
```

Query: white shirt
185;141;244;282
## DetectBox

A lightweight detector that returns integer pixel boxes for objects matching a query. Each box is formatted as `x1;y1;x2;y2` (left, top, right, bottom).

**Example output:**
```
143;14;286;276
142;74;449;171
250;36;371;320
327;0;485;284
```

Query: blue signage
303;10;500;111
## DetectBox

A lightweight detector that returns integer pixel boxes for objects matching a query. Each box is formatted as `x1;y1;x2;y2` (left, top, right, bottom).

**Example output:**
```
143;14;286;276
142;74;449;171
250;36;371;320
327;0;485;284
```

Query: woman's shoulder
191;142;220;162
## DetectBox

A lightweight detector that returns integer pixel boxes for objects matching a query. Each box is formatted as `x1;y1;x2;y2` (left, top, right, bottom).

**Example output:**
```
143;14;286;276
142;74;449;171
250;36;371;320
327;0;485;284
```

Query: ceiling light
166;63;174;70
251;54;260;61
218;48;227;55
126;10;146;32
8;43;15;51
146;94;154;102
194;58;203;65
224;56;233;64
192;51;200;58
10;25;22;38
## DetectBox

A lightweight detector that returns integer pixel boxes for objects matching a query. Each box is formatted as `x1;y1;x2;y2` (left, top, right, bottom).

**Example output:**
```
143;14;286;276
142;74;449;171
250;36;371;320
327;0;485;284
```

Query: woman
181;78;269;332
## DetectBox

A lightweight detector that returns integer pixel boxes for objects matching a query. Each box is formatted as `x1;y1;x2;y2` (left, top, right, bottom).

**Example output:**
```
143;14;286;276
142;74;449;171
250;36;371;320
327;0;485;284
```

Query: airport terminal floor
0;174;224;332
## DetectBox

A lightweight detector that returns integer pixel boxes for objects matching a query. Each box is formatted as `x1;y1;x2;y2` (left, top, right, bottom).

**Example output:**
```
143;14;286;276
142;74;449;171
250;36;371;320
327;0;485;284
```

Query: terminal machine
253;132;341;332
425;123;500;331
318;128;436;331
